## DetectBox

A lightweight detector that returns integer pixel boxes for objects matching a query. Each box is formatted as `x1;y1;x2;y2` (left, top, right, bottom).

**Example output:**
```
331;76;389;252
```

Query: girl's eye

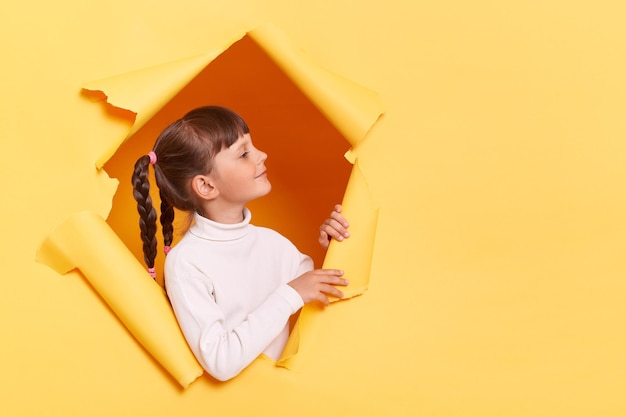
240;151;249;159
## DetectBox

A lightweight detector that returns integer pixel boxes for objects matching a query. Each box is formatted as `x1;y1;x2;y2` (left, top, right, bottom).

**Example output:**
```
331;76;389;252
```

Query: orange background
105;36;353;278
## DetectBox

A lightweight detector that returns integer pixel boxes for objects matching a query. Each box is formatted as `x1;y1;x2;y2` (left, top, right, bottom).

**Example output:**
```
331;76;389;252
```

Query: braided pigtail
132;154;158;278
134;106;251;278
160;189;175;255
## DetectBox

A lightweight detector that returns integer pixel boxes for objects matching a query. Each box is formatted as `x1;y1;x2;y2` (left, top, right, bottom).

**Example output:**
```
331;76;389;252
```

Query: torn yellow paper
36;211;203;388
38;23;383;386
278;160;379;370
84;24;383;170
84;49;233;169
248;24;384;147
4;1;626;415
323;161;379;300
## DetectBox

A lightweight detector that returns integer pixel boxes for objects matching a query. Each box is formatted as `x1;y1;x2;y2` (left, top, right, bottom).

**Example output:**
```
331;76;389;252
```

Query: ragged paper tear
84;24;383;169
278;160;379;370
84;50;230;169
247;25;384;148
36;211;203;388
37;22;384;387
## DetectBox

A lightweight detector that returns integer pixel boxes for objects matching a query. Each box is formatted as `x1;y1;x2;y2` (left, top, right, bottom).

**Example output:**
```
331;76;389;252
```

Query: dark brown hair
132;106;249;273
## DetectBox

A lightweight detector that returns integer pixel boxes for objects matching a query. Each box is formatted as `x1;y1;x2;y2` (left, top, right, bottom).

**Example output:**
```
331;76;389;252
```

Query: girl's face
210;133;271;206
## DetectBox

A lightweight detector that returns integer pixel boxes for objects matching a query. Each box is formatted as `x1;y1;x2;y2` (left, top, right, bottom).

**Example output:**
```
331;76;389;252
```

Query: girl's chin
257;182;271;197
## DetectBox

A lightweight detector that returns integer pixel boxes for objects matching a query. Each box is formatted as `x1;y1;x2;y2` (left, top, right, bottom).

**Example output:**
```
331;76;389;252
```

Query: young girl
132;106;350;381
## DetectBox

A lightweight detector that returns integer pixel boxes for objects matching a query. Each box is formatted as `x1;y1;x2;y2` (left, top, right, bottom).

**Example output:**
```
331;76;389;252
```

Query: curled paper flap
84;48;232;169
84;24;383;170
278;160;379;370
248;24;384;148
36;211;203;388
62;24;384;383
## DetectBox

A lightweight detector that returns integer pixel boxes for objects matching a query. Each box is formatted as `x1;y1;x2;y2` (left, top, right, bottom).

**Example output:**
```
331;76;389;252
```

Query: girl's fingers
318;204;349;249
318;231;330;249
330;211;349;228
314;286;344;305
316;294;330;306
320;284;345;299
321;220;349;240
316;268;345;277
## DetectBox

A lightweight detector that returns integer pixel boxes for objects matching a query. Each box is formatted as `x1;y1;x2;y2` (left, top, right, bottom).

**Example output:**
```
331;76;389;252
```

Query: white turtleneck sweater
164;208;312;381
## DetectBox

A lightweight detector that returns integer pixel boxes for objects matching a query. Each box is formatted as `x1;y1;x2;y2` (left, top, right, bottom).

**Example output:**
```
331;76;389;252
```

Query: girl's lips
255;170;267;178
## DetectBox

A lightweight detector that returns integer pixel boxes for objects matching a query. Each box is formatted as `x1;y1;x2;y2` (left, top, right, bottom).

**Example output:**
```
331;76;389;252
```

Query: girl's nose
257;149;268;163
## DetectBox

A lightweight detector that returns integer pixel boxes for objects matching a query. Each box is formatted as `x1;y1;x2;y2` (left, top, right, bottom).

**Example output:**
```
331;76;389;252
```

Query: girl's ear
191;175;219;200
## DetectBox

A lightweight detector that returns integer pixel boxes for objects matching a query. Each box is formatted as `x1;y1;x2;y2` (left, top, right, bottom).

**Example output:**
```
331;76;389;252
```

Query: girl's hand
288;269;348;306
318;204;350;249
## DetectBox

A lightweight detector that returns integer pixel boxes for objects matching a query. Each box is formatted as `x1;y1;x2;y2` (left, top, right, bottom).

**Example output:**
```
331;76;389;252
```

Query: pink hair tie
148;151;157;165
147;267;156;279
163;245;171;255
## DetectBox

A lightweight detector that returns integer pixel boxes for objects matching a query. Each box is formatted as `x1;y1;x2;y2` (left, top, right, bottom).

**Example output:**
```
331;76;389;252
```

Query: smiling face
198;133;271;222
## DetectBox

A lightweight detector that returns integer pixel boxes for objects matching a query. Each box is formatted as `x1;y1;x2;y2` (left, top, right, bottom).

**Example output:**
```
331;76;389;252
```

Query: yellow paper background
3;1;626;416
34;24;383;387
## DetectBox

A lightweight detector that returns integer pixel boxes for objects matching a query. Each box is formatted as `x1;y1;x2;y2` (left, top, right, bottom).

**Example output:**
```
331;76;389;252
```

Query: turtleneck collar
189;208;252;241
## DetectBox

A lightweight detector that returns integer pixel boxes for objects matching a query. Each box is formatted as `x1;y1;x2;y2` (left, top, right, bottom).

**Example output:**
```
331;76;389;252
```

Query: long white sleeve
164;209;312;381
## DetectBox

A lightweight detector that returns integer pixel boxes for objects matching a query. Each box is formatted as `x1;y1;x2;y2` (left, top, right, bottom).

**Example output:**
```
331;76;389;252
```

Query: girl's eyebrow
230;139;249;154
